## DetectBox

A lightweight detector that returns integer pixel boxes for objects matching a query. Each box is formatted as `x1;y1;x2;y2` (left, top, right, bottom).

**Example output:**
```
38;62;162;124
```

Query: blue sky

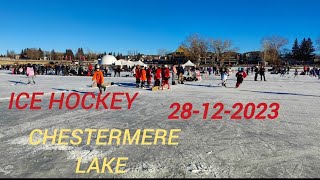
1;0;319;55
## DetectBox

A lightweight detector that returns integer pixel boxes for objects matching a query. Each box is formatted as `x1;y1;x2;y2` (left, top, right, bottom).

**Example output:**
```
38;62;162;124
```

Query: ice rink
0;70;320;178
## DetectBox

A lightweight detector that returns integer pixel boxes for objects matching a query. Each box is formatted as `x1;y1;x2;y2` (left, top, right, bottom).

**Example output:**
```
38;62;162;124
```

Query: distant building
314;55;320;64
243;51;263;64
167;46;191;65
222;51;241;65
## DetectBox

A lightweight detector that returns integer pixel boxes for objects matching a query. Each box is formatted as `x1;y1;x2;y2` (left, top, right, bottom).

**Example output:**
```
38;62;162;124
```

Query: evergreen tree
65;49;74;60
291;38;300;60
51;49;56;60
300;38;315;62
38;48;44;60
20;49;24;58
76;48;85;60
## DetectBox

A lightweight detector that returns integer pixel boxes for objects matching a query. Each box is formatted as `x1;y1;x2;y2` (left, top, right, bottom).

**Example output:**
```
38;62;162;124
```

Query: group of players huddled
134;65;171;90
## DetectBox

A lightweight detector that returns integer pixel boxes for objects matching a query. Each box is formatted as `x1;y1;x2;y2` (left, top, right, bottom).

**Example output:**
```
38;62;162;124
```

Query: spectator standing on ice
254;66;259;81
178;65;184;84
280;66;286;77
117;66;121;77
172;65;177;85
195;67;202;81
19;66;23;74
88;64;93;76
26;63;36;85
294;68;298;78
259;65;266;81
208;67;212;75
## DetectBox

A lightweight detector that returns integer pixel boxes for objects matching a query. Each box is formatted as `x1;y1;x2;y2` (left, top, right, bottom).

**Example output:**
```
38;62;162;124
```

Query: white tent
134;60;145;66
114;60;122;66
183;60;195;67
100;55;117;65
123;60;135;68
118;59;128;64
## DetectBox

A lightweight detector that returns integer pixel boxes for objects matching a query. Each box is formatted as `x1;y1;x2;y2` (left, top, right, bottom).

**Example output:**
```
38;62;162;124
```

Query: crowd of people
1;62;319;93
0;63;129;77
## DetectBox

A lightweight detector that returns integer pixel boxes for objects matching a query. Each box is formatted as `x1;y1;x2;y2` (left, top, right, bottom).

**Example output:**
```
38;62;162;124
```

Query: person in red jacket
88;63;93;76
235;67;247;88
154;65;162;86
140;66;147;88
135;65;141;88
146;65;152;88
162;65;170;90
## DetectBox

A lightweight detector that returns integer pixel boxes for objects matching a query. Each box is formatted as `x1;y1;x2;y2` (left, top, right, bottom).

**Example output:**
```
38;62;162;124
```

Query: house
314;55;320;64
167;46;191;65
243;51;263;64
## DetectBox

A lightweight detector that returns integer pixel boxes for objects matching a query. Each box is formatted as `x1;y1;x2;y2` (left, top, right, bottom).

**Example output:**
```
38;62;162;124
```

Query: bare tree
209;39;238;65
86;51;98;61
6;50;16;59
157;48;170;57
182;33;209;65
261;35;288;65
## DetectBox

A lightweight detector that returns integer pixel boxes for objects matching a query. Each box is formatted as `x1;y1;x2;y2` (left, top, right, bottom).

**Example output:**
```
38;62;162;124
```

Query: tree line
3;36;320;64
4;48;130;61
179;34;320;65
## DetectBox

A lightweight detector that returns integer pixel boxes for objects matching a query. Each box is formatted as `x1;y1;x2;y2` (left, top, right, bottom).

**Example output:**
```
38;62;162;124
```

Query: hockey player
162;65;170;90
154;65;162;87
92;64;106;94
220;71;228;87
235;67;247;88
135;65;141;88
146;65;152;88
140;66;147;89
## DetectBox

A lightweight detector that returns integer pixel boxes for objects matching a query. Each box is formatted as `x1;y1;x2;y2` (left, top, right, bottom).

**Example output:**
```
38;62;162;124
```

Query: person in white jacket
26;63;36;84
172;65;177;85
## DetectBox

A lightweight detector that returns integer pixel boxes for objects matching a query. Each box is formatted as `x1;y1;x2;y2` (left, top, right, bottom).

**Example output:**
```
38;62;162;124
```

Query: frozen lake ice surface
0;70;320;178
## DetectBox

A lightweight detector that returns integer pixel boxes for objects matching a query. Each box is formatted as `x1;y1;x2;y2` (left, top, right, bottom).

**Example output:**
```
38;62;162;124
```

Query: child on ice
26;63;36;85
235;67;247;88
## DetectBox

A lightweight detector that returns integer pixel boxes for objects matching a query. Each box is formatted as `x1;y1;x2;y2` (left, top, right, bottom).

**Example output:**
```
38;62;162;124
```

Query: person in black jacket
254;66;259;81
178;65;184;84
259;65;266;81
